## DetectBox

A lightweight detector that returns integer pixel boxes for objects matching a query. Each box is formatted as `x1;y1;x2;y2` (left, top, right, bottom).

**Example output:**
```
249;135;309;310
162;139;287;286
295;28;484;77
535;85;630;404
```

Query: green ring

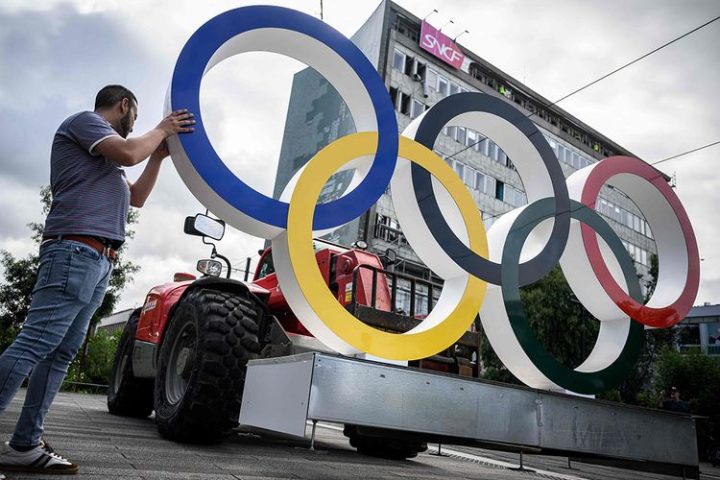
501;198;644;393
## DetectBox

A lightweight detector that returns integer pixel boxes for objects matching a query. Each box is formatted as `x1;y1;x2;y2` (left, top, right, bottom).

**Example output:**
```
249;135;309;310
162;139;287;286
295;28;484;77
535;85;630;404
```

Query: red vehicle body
108;232;478;457
134;245;393;349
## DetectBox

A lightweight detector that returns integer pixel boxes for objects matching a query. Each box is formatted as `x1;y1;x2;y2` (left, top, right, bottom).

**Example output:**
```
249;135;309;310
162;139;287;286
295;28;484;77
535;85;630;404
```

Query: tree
654;348;720;460
0;186;140;357
479;266;600;385
617;254;676;403
0;252;35;351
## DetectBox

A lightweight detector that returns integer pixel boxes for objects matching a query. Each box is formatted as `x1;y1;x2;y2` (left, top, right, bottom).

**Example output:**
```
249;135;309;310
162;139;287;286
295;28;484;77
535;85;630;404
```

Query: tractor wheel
154;288;262;443
107;310;154;417
344;425;428;460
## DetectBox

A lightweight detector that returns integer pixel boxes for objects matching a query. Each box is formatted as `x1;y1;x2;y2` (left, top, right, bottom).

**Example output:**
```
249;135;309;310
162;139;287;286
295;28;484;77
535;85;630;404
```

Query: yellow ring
285;132;488;360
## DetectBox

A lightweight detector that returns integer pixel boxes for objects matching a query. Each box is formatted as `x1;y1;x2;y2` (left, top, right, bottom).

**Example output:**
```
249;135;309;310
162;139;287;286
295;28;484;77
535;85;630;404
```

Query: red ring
580;156;699;328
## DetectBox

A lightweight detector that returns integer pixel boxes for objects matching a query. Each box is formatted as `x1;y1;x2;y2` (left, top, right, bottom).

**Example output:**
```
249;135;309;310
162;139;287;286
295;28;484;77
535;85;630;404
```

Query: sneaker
0;440;78;474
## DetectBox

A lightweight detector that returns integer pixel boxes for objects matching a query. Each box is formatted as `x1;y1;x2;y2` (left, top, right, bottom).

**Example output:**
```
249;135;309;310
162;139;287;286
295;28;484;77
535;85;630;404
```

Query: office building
272;1;659;313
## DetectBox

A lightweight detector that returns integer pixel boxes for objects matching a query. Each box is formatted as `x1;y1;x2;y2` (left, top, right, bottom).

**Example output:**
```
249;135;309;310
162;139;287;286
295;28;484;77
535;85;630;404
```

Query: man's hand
157;109;195;137
150;140;170;161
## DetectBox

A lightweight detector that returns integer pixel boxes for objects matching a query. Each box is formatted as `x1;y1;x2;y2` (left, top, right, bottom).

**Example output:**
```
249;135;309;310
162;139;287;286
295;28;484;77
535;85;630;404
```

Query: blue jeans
0;239;112;448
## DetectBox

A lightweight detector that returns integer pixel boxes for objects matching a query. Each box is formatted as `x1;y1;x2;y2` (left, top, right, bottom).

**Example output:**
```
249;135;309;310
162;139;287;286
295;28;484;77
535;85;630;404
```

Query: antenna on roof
320;0;324;20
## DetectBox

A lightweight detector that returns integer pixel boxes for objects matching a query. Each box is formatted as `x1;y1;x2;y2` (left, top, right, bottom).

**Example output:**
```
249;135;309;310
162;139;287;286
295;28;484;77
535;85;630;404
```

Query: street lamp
423;8;438;21
438;20;454;32
453;29;470;42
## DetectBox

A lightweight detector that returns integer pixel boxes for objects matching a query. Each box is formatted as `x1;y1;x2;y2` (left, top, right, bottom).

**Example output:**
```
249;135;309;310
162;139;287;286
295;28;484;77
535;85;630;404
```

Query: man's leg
0;241;108;417
10;256;111;448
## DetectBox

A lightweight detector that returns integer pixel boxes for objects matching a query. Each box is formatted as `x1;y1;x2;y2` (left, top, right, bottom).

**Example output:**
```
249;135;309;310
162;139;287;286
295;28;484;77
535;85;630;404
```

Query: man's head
671;386;680;400
94;85;138;138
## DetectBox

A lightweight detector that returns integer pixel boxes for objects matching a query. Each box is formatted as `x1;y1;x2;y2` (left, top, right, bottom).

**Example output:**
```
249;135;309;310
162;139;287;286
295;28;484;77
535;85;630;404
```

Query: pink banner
419;20;465;69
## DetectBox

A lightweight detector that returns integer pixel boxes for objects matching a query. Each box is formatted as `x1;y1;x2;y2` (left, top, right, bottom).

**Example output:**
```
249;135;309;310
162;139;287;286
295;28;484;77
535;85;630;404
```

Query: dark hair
94;85;137;110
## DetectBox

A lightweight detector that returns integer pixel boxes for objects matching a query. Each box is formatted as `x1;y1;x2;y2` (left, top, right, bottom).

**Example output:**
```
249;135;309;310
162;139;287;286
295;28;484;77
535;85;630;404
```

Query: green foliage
65;330;121;389
618;327;676;404
0;324;20;354
618;254;675;404
0;251;38;353
479;266;599;384
654;348;720;459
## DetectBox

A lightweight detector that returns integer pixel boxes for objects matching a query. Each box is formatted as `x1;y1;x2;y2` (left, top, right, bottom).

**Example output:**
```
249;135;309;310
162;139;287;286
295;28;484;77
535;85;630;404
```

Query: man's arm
127;141;169;208
96;110;194;167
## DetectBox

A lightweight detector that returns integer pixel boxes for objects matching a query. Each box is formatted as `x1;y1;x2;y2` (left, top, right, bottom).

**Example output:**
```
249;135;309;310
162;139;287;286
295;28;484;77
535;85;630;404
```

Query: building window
374;214;407;245
389;87;399;110
456;127;467;145
426;69;438;92
505;185;527;207
403;55;414;76
463;166;474;186
489;143;501;163
399;93;411;116
453;161;465;179
444;125;457;141
414;61;426;81
485;176;497;196
467;130;477;148
475;171;486;193
438;76;448;96
480;137;490;157
495;181;504;201
497;149;507;166
410;99;425;119
392;49;404;71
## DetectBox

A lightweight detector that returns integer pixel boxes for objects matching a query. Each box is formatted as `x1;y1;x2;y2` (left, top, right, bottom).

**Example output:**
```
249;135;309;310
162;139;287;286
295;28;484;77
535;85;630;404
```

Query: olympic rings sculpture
166;6;700;394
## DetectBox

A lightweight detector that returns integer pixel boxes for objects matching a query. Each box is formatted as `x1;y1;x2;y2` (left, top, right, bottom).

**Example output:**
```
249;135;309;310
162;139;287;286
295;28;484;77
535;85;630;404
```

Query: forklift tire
107;310;155;417
154;288;262;443
344;425;428;460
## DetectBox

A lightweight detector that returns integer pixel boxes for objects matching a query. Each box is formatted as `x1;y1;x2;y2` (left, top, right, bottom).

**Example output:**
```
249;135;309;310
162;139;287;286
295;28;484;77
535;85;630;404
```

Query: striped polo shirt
43;111;130;244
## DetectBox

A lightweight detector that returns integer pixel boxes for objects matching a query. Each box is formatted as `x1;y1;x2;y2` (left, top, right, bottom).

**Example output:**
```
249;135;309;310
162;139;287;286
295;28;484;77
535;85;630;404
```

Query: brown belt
42;235;117;260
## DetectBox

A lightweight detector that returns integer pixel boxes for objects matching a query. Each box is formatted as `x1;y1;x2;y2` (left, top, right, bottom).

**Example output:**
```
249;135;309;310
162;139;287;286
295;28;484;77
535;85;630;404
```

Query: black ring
410;92;570;286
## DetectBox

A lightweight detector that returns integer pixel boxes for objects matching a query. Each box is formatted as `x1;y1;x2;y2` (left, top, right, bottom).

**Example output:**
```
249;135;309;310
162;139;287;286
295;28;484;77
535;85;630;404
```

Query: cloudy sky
0;0;718;313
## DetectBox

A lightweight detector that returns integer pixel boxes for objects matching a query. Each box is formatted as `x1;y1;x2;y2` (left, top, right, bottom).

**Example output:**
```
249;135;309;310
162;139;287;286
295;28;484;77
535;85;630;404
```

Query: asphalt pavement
1;390;719;480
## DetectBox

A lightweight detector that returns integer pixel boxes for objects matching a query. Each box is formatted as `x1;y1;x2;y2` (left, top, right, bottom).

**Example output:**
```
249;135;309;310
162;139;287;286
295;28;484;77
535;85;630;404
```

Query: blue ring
170;6;398;230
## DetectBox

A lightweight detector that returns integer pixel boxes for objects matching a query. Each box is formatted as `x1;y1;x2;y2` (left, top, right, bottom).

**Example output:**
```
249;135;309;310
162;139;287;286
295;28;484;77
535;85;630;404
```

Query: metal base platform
239;352;699;478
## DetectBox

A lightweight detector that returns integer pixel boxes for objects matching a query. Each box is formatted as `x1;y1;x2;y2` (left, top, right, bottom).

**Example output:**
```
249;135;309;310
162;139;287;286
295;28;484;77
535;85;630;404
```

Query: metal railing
350;264;440;318
373;222;408;246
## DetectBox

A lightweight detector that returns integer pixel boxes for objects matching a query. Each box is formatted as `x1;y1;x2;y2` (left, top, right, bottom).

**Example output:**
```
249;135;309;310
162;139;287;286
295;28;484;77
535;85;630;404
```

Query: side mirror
197;259;223;277
184;214;225;240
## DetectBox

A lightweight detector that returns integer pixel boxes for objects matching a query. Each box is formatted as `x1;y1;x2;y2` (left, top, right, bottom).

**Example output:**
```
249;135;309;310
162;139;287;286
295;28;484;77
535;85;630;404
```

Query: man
0;85;194;475
662;386;690;413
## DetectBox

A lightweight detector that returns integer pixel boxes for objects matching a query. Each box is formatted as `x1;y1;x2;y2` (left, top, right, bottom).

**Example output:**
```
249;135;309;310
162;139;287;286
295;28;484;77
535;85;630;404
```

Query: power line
444;13;720;162
475;139;720;224
547;13;720;108
651;140;720;166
